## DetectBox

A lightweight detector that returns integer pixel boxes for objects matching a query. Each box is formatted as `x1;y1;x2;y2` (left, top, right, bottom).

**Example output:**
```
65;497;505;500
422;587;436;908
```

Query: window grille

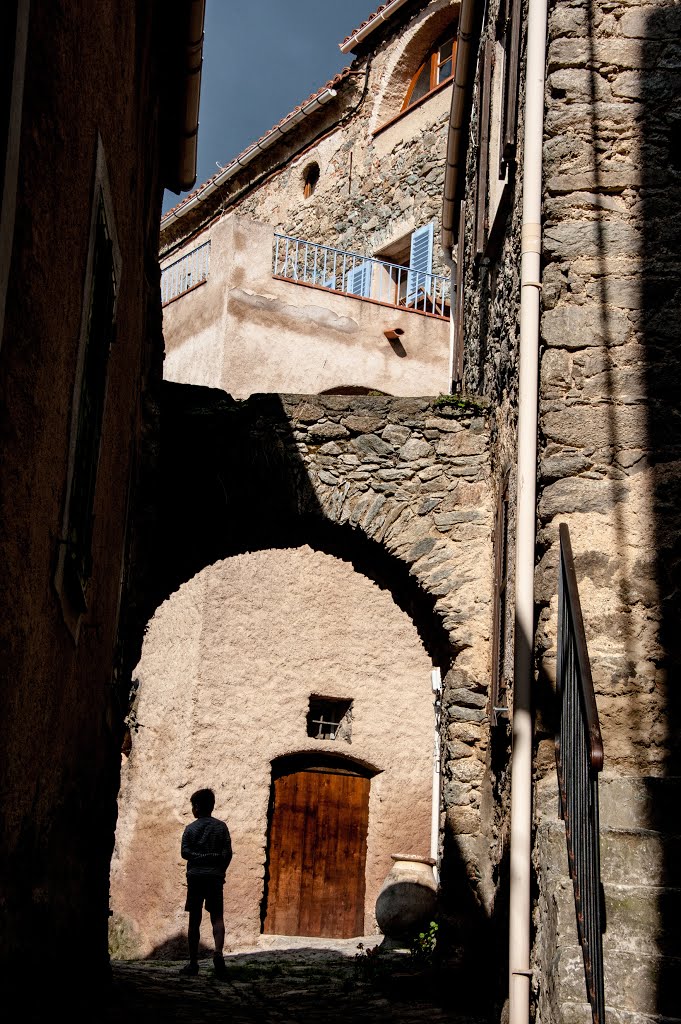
161;240;210;305
307;697;353;742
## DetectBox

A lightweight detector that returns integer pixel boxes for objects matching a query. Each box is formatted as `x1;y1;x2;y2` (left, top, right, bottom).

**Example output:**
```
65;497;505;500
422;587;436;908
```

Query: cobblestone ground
100;937;490;1024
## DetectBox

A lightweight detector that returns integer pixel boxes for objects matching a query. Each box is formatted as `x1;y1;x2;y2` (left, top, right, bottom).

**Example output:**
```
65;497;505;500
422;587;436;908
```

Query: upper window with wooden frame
55;138;121;638
402;31;457;111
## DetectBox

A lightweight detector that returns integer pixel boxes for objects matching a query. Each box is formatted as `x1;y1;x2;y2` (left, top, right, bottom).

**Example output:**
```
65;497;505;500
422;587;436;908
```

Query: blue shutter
345;260;373;297
407;223;434;306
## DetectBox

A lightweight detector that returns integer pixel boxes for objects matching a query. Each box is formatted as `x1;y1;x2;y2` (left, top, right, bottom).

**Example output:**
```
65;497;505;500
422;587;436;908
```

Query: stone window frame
371;14;459;138
54;135;121;640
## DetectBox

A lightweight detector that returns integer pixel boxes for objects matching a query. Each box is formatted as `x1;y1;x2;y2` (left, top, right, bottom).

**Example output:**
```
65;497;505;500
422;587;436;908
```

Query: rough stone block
399;437;433;461
307;421;350;442
342;414;386;434
538;476;630;518
353;433;394;458
382;423;412;445
542;304;632;349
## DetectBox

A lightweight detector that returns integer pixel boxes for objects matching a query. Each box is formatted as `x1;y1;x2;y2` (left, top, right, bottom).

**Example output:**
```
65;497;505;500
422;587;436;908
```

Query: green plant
409;920;438;963
432;393;487;412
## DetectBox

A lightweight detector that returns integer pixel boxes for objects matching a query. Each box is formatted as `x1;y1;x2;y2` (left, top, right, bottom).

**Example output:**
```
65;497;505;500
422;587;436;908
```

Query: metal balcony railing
161;240;210;306
273;233;450;319
556;523;606;1024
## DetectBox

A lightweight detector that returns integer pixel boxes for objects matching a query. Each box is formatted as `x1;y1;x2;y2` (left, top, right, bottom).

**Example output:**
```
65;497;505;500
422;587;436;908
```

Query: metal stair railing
556;522;606;1024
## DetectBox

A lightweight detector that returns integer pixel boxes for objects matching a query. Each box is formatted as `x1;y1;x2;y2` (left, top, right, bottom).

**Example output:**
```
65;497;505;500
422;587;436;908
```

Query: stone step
598;777;681;834
555;944;681;1017
552;878;681;957
538;819;681;888
536;776;681;835
559;1001;681;1024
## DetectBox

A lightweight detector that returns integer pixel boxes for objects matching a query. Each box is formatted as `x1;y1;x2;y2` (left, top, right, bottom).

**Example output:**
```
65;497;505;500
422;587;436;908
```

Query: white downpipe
430;667;442;882
508;1;547;1023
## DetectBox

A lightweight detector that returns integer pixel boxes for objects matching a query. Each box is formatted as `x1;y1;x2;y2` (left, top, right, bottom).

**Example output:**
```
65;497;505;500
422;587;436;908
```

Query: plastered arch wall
110;545;435;955
369;0;460;132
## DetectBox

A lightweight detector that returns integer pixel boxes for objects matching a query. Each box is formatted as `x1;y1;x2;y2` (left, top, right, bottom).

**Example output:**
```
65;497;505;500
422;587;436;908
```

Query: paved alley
99;936;489;1024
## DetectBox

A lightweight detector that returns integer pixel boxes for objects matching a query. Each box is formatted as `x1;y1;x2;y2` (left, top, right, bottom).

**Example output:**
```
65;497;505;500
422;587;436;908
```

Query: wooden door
263;766;370;938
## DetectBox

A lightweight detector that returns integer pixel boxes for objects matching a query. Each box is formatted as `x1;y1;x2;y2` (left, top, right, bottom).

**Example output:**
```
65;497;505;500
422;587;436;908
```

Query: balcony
273;234;450;320
161;215;452;398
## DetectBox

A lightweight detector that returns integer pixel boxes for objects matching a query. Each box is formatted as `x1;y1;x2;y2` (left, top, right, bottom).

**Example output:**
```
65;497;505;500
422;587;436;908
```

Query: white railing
161;240;210;305
273;234;450;319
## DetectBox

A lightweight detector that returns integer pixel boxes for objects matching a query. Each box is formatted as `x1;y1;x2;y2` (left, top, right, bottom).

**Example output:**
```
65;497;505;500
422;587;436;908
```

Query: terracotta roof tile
161;67;353;226
341;3;393;46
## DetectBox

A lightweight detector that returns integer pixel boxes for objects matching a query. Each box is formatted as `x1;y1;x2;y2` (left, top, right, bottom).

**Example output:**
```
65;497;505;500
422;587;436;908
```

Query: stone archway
114;383;496;958
111;544;439;955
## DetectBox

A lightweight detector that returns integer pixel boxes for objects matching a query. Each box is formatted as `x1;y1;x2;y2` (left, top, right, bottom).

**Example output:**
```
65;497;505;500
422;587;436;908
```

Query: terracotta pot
375;853;437;941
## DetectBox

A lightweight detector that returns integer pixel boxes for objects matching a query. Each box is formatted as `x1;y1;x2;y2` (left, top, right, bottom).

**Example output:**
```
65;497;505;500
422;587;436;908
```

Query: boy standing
180;788;232;978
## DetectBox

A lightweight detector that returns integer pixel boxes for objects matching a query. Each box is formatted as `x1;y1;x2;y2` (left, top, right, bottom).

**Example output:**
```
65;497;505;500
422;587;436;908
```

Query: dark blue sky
163;0;377;213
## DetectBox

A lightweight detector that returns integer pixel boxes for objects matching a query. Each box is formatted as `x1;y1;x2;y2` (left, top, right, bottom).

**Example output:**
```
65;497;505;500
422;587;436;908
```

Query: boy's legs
181;877;203;974
209;910;225;956
187;907;202;964
209;882;227;977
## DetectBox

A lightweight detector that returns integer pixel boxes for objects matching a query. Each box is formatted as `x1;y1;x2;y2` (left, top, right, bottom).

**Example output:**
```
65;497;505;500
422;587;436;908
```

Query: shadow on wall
581;2;681;1018
642;2;681;1019
142;381;455;669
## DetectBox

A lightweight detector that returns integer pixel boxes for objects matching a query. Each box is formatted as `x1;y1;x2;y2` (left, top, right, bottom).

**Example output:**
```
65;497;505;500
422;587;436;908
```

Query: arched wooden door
263;756;371;938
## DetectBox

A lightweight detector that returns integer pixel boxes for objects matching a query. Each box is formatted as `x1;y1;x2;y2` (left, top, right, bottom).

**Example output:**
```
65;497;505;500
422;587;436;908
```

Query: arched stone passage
111;545;436;954
116;383;497;958
141;384;493;684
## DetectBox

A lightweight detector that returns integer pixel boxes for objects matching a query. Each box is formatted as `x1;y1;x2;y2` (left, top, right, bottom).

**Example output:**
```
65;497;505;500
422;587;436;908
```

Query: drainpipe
430;667;443;882
443;252;457;392
508;1;548;1023
440;0;478;258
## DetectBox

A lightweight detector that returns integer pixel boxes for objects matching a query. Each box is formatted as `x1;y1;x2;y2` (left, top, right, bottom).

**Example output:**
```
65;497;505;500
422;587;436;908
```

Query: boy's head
190;788;215;818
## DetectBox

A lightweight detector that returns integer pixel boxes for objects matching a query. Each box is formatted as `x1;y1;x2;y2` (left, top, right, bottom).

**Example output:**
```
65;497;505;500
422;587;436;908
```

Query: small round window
303;162;320;198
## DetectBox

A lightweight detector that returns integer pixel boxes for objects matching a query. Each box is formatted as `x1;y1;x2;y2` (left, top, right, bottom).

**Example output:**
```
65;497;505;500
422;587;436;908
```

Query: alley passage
104;955;484;1024
99;941;490;1024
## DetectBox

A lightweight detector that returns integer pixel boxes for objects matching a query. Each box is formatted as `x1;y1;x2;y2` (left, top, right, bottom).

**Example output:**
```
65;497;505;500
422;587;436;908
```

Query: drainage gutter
440;0;478;257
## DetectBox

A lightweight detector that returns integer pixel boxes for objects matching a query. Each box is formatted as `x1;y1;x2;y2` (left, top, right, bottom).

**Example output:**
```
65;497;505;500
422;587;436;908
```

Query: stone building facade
111;0;680;1019
0;0;206;996
453;0;681;1020
160;0;461;397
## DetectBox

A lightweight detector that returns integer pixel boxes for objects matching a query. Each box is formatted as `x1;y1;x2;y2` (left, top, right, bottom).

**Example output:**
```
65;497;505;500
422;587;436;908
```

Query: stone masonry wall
535;0;681;778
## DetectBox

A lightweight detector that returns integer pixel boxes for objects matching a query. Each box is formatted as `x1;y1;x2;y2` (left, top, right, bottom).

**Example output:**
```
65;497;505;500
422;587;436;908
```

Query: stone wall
535;0;681;778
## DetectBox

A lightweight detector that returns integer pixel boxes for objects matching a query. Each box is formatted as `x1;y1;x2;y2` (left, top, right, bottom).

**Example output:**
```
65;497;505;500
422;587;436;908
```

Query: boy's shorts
185;876;224;915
